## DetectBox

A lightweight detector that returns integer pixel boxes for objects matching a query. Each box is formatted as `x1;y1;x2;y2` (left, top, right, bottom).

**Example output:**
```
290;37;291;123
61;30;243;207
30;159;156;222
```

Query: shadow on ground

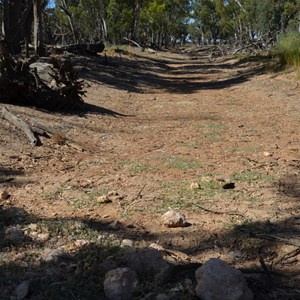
1;190;299;299
75;50;267;94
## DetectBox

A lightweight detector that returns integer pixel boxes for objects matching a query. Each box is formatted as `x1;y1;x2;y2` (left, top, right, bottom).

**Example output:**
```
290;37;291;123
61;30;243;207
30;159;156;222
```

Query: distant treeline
1;0;300;54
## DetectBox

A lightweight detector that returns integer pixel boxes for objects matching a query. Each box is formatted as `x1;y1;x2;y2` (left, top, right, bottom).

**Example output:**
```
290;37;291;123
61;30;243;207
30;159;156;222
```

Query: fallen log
53;42;105;55
1;106;38;145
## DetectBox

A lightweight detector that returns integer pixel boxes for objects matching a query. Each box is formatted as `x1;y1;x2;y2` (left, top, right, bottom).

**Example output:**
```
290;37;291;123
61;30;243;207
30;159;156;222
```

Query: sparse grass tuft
119;159;152;174
230;146;262;154
232;170;274;184
166;157;204;170
276;32;300;67
194;123;226;142
157;178;221;212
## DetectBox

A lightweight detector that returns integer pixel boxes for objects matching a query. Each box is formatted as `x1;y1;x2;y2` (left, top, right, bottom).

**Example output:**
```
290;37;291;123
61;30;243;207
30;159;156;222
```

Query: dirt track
1;48;300;298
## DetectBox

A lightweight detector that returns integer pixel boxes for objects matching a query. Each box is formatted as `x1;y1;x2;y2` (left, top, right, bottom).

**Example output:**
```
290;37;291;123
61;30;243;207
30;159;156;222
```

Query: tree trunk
58;0;78;44
132;0;141;41
33;0;44;56
101;16;108;41
2;0;22;54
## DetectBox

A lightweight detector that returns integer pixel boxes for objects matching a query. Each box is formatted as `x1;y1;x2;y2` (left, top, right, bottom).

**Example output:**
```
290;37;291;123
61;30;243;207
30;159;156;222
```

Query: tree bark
132;0;141;41
33;0;44;56
2;0;22;54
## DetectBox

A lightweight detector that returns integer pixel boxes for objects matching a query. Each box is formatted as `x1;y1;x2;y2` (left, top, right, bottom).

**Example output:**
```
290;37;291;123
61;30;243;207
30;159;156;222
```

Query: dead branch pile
0;40;85;110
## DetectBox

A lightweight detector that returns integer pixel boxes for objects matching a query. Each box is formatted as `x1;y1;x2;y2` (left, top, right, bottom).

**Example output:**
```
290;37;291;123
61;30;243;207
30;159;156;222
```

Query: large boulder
29;62;55;85
121;248;171;282
104;267;138;300
195;258;253;300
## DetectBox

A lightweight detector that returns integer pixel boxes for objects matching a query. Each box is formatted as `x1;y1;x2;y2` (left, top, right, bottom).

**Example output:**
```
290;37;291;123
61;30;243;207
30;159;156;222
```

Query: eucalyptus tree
139;0;190;47
192;0;221;44
1;0;47;55
1;0;33;54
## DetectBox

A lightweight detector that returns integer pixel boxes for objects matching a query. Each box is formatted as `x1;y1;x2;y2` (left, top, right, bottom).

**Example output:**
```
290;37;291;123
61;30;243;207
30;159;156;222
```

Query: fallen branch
1;106;38;145
30;119;84;151
192;203;244;217
131;183;147;201
123;37;144;50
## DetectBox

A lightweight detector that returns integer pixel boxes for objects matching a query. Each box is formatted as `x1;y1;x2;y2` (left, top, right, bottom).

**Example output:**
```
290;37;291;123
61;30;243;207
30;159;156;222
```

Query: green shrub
276;32;300;67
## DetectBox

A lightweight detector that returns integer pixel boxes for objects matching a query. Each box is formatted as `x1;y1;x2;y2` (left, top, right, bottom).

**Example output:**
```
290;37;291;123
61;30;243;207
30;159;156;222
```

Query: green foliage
276;31;300;67
45;0;300;47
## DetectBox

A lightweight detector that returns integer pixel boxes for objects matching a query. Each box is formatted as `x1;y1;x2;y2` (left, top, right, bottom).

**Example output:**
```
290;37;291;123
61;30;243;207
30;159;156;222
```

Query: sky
47;0;55;8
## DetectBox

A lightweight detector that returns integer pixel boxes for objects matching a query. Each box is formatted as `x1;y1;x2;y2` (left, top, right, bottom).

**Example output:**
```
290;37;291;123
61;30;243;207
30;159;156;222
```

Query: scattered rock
108;221;121;230
222;182;235;190
36;233;50;242
1;190;10;200
122;248;171;282
162;209;188;228
15;280;30;300
74;239;90;247
263;151;272;157
4;226;23;244
121;239;134;248
149;243;165;251
27;223;38;231
97;195;112;203
104;267;138;300
195;258;253;300
42;248;68;263
189;182;200;190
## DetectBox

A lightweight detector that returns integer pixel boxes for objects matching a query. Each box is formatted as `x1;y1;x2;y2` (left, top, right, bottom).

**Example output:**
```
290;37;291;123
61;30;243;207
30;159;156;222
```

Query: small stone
97;195;112;203
108;221;121;230
189;182;200;190
42;248;66;262
104;267;138;300
195;258;253;300
149;243;165;251
1;190;10;200
121;239;134;247
74;239;90;247
263;151;272;157
15;281;30;300
222;182;235;190
4;227;23;244
122;248;171;283
37;233;50;242
30;231;38;239
27;223;38;231
162;209;187;228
